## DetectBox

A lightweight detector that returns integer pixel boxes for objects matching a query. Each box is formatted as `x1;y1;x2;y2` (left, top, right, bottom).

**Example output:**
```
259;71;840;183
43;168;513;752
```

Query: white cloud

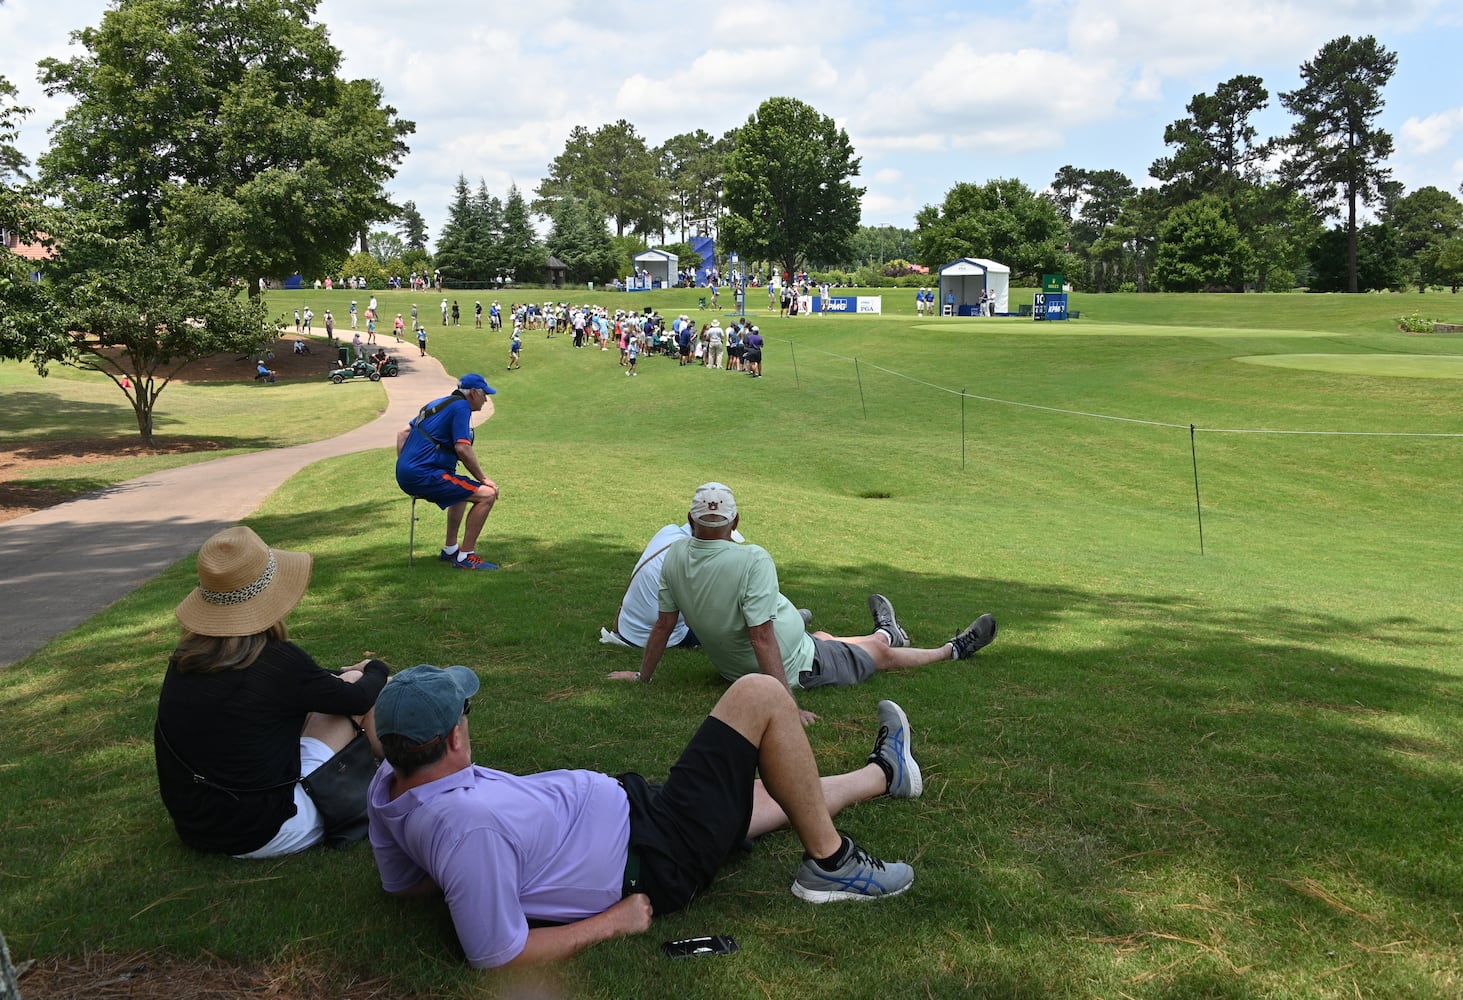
1400;107;1463;154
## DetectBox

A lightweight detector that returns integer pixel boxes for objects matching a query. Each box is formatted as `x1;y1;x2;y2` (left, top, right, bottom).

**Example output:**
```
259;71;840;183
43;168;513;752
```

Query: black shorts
616;716;757;914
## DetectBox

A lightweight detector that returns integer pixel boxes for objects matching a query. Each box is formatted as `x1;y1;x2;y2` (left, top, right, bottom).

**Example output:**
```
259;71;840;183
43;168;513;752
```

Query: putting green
1236;353;1463;379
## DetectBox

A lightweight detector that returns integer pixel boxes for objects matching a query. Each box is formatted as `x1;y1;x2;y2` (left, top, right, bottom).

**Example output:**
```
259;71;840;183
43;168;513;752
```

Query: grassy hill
3;290;1460;998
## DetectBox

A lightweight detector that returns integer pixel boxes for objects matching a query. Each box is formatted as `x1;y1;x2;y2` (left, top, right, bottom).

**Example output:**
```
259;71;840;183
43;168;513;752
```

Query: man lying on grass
610;482;998;725
367;665;922;969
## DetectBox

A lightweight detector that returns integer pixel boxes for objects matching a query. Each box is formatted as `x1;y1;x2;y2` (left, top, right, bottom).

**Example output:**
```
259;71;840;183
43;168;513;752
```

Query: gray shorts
798;636;875;689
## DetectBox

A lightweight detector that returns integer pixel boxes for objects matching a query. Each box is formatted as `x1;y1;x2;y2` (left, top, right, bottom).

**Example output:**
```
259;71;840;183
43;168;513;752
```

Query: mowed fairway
2;290;1461;999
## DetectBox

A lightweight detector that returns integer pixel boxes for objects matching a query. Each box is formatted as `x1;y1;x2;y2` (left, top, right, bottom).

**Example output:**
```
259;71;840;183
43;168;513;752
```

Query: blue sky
4;0;1461;244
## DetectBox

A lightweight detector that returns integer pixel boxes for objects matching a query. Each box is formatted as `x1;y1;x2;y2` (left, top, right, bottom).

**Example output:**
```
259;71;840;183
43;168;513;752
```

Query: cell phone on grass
661;934;739;959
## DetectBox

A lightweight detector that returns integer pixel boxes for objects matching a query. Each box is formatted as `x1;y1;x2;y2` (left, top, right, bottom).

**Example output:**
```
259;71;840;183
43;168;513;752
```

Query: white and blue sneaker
868;700;922;799
792;837;914;903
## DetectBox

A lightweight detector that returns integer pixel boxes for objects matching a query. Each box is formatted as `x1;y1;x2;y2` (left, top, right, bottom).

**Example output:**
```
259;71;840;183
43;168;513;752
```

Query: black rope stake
1190;423;1205;556
856;358;867;419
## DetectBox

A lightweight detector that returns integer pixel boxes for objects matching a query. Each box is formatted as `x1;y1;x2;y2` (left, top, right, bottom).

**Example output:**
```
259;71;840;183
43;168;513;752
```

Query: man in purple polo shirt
367;664;924;969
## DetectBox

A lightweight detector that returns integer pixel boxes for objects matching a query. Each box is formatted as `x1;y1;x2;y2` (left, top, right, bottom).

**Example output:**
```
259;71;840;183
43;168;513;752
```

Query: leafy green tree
368;230;405;264
658;129;731;242
538;120;667;238
1434;236;1463;293
12;213;270;444
341;249;386;288
1307;222;1404;292
1152;195;1246;291
657;241;702;272
848;224;915;267
547;193;618;285
0;74;29;182
1280;35;1397;293
1385;185;1463;292
397;200;429;251
37;0;413;292
913;178;1070;283
1105;188;1167;292
1052;167;1136;291
722;97;864;276
1240;182;1321;291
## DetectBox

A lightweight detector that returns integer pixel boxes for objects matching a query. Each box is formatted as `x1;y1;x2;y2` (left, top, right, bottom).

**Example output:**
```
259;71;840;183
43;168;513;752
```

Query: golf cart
328;356;398;383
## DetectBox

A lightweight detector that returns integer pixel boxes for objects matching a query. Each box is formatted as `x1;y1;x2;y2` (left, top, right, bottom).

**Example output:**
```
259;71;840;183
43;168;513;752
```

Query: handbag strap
613;540;679;636
154;720;299;800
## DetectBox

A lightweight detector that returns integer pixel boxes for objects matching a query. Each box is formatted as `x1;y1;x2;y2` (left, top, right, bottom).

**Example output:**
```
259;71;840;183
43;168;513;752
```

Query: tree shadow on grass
0;390;135;440
1;503;1459;997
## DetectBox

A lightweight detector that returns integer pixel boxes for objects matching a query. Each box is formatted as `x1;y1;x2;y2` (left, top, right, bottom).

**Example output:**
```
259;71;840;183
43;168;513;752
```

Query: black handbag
300;729;379;848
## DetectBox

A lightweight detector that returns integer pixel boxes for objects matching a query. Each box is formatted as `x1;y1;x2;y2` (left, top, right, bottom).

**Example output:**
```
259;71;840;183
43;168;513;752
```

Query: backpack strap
411;391;467;452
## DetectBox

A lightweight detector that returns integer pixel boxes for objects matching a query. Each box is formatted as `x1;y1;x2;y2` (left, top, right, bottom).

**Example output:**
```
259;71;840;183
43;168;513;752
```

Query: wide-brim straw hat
175;526;312;636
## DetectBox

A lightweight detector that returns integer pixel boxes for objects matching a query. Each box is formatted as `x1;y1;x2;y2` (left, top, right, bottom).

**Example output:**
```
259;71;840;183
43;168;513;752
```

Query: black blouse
154;638;388;854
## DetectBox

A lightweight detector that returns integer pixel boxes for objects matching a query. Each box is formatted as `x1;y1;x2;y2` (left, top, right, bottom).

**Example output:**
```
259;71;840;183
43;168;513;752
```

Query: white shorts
233;737;333;859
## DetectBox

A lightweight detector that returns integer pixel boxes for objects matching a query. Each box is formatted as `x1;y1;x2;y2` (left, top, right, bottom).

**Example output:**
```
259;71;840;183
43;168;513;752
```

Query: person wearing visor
395;373;501;570
367;665;924;969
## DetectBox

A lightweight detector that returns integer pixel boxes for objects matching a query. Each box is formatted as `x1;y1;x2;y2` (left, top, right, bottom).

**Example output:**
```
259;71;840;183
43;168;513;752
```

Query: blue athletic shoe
451;552;499;571
439;549;457;564
869;700;921;799
792;838;914;903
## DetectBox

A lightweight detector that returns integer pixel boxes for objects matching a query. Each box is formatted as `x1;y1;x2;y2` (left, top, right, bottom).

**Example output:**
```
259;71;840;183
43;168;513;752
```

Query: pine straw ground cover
0;335;380;522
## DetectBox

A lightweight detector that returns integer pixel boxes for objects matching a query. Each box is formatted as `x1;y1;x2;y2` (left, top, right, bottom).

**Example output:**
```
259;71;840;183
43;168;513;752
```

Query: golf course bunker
1237;354;1463;379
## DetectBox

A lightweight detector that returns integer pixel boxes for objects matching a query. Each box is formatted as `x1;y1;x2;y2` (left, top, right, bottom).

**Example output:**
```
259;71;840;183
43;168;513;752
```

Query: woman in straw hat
154;526;391;857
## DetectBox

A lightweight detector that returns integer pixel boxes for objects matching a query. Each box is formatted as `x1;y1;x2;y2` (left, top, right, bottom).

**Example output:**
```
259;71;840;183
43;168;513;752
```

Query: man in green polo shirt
611;483;997;725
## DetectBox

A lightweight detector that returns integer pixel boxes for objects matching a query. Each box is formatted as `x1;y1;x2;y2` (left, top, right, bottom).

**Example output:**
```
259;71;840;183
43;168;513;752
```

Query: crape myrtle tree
1280;35;1397;293
11;0;413;444
721;97;864;277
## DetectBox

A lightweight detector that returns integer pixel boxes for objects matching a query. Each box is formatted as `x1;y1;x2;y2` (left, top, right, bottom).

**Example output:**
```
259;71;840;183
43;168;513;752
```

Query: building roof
1;229;54;262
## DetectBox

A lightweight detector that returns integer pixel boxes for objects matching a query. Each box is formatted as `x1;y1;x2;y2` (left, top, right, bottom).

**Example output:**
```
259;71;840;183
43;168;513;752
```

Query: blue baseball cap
375;665;481;745
459;373;496;394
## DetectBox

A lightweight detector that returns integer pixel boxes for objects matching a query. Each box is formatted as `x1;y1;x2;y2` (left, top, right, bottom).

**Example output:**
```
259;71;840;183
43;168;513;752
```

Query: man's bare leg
709;675;842;859
459;483;499;553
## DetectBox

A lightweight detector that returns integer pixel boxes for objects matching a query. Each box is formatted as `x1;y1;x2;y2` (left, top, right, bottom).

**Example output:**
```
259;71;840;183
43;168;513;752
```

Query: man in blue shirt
395;373;501;570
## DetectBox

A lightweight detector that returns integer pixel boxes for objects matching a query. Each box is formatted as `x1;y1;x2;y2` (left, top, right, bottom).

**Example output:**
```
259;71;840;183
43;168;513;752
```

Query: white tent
633;248;678;289
938;257;1010;316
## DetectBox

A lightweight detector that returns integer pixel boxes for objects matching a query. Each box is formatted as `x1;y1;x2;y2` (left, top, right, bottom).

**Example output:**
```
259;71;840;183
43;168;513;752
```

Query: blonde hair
170;621;289;674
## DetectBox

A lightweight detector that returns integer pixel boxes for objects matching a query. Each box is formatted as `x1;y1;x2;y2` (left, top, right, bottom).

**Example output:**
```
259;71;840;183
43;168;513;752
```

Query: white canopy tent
633;248;678;288
938;257;1010;316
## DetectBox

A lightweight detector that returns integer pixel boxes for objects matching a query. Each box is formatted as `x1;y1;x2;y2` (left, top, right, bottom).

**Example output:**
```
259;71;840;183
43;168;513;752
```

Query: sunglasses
462;699;473;717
